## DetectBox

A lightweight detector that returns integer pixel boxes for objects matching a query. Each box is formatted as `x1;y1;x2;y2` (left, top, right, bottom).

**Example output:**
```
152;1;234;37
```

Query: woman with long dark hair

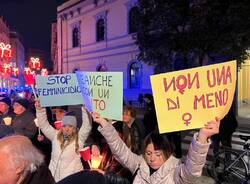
92;112;220;184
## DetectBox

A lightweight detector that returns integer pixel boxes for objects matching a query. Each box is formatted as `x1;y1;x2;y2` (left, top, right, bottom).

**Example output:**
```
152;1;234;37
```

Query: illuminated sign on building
29;57;41;69
0;42;12;58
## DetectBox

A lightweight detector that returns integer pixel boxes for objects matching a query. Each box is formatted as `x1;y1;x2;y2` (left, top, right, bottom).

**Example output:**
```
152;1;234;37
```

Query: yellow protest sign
150;60;236;134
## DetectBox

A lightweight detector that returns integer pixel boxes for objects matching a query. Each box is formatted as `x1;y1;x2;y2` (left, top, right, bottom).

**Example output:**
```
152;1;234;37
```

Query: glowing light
91;155;103;169
12;67;19;76
29;57;41;69
23;67;36;85
24;67;31;74
0;42;12;58
18;92;25;98
3;63;12;74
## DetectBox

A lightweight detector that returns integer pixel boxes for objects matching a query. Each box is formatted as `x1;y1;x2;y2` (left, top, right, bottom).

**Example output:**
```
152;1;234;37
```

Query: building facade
51;22;58;74
57;0;154;102
0;17;25;90
10;31;25;86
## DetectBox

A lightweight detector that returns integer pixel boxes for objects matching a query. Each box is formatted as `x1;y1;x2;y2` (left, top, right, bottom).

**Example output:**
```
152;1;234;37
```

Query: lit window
130;61;141;88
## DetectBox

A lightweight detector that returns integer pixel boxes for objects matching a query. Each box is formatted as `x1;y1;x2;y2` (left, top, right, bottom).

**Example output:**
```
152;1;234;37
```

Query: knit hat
61;115;77;128
15;98;30;109
0;97;11;107
0;125;15;139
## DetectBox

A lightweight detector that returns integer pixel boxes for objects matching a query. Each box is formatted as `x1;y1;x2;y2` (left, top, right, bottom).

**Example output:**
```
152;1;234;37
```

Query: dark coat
123;119;144;155
143;101;157;136
0;110;15;125
56;170;106;184
22;164;55;184
11;110;37;139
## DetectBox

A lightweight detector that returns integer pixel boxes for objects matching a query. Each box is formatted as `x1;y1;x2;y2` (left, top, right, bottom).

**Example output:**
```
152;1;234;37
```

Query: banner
36;73;83;107
150;60;236;134
76;71;123;121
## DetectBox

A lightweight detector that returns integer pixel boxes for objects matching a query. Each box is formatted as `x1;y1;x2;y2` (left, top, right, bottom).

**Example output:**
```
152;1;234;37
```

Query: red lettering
188;72;200;89
207;66;231;87
182;113;192;126
206;93;215;108
216;66;225;85
223;88;228;105
167;97;180;110
176;75;187;94
207;69;216;87
194;89;229;110
215;90;223;107
193;95;206;109
225;66;232;84
163;77;175;93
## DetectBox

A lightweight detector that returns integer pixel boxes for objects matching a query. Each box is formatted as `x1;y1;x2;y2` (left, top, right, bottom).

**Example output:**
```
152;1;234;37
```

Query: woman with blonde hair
35;101;92;182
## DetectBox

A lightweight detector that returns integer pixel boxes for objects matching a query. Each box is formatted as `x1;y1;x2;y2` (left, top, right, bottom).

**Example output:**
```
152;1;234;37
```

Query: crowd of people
0;92;229;184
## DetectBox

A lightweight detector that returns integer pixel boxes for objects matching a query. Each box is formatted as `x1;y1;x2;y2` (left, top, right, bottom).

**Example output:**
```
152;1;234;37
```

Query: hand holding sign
150;60;236;134
197;117;220;143
76;72;123;121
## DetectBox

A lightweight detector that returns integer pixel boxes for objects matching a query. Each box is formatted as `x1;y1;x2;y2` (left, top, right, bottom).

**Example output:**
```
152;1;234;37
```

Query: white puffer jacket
99;122;211;184
36;107;92;182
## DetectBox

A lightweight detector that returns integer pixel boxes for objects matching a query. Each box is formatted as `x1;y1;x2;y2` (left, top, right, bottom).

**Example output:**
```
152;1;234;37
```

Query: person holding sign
35;100;92;182
92;112;220;184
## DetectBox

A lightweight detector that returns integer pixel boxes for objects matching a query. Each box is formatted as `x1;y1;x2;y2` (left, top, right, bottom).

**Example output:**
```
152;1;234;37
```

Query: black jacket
0;110;15;125
123;120;144;155
22;164;55;184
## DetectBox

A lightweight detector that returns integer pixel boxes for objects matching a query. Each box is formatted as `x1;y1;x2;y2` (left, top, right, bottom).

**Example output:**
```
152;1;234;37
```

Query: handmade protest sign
36;73;83;107
76;71;123;121
150;60;236;134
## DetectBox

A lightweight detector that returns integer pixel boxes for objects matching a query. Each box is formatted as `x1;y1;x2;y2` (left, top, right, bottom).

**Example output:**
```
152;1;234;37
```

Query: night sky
0;0;68;54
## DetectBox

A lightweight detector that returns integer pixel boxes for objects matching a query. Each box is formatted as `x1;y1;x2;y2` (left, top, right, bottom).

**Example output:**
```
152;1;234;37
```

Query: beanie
15;98;30;109
0;97;11;107
61;115;77;128
0;125;15;139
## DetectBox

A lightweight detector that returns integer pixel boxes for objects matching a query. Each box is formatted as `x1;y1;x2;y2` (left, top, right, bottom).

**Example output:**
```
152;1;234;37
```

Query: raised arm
174;119;220;184
92;112;143;174
78;106;92;148
35;100;57;141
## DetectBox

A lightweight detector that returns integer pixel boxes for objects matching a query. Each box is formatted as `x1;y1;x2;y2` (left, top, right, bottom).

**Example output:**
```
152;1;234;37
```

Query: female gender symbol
182;112;192;126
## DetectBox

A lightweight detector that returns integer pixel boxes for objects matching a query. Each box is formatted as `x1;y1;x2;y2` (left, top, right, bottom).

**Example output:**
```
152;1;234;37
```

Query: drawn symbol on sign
182;113;192;126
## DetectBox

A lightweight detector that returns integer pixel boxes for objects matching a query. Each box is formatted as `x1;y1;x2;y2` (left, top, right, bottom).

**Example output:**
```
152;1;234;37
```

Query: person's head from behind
123;105;136;124
0;135;44;184
143;132;172;170
57;170;129;184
